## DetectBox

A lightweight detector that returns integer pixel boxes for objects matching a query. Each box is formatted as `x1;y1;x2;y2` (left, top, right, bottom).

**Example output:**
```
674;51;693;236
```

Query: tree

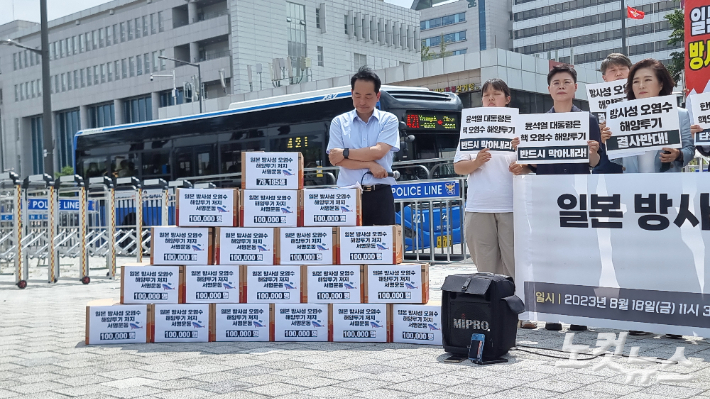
665;7;684;84
55;166;74;179
421;45;434;61
439;33;452;59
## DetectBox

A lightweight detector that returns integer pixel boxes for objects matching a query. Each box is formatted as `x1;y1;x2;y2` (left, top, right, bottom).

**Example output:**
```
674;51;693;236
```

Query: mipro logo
453;314;490;330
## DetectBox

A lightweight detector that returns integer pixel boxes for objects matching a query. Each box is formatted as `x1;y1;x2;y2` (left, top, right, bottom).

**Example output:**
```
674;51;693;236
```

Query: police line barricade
22;174;59;284
0;173;25;288
392;178;466;263
87;177;116;279
55;175;90;284
141;179;169;255
114;177;142;262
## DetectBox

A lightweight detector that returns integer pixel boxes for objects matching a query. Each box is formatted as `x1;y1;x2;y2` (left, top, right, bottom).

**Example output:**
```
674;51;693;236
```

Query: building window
144;53;150;75
143;16;149;36
152;51;159;72
56;109;80;169
129;57;135;77
74;70;79;88
99;28;105;48
128;20;134;40
88;103;115;128
421;12;466;31
422;31;467;47
114;61;120;81
135;18;141;39
158;11;164;32
353;52;367;71
93;30;99;49
159;50;166;70
31;116;43;174
479;0;486;50
287;2;307;82
101;64;106;83
106;27;112;46
123;96;153;123
151;14;156;34
316;8;321;29
81;68;86;87
317;46;324;66
120;22;126;42
344;15;348;34
122;59;128;78
137;55;143;76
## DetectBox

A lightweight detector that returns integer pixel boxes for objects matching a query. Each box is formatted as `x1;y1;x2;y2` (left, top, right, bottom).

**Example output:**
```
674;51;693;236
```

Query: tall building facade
414;0;512;58
512;0;682;70
0;0;419;176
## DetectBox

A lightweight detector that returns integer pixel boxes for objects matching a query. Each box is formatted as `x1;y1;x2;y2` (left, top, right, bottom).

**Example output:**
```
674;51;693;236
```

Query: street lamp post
158;55;202;113
151;70;178;106
1;0;53;177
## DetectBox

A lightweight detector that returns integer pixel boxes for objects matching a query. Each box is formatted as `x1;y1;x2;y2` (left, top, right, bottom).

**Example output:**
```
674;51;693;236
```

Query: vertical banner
514;174;710;337
458;107;518;154
685;1;710;96
585;79;627;123
689;91;710;144
516;113;590;164
605;95;680;158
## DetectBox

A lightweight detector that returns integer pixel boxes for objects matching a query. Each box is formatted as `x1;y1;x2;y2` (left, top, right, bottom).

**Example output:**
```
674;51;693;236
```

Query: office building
0;0;419;176
414;0;512;58
512;0;682;70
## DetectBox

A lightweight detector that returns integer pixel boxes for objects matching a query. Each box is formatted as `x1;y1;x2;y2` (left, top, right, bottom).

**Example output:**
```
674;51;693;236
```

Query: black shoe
569;325;587;331
665;334;683;339
629;331;651;336
545;322;562;331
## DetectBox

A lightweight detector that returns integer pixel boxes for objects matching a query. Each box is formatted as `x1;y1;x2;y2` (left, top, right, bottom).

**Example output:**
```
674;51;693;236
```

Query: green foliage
665;8;684;84
421;45;434;61
55;166;75;179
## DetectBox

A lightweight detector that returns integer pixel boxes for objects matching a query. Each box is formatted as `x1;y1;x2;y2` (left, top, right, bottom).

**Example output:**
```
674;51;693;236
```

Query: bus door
174;145;215;179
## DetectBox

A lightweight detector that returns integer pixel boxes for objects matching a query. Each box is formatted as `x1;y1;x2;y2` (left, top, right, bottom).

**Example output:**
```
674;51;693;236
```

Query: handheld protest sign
152;304;210;343
210;303;272;342
275;227;336;265
330;304;389;343
243;265;301;303
273;303;329;342
184;266;240;303
605;95;680;158
364;263;429;304
241;152;304;190
86;305;150;345
302;265;363;303
690;91;710;145
120;265;184;304
215;227;275;265
150;227;213;265
240;190;299;227
391;304;442;345
516;113;591;164
585;79;627;121
458;107;518;154
337;225;403;264
176;188;239;227
299;188;362;226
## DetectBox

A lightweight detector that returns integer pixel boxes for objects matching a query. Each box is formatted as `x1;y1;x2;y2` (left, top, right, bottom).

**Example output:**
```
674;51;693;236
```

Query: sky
0;0;414;26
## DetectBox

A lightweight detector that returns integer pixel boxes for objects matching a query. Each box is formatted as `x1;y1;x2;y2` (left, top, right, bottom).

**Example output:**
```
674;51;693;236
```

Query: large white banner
514;174;710;337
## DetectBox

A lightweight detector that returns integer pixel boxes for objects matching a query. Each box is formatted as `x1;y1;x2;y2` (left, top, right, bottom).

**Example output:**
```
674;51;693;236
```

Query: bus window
176;145;214;178
141;151;170;178
196;147;212;176
175;149;192;178
112;154;138;178
81;157;108;180
220;140;264;174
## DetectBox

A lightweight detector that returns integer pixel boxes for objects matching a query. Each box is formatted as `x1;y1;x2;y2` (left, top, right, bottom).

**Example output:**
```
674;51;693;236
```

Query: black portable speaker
441;273;525;361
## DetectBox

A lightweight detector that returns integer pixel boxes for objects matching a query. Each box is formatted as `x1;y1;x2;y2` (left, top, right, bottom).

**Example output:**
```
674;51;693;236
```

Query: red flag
627;6;645;19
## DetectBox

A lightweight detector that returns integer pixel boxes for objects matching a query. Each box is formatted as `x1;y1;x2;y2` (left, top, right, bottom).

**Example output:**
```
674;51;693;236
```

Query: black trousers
361;186;395;226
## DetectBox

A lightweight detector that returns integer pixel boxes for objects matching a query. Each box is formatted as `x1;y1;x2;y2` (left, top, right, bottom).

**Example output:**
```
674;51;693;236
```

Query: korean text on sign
585;79;626;114
516;112;590;164
605;95;680;158
690;91;710;145
688;5;710;70
458;107;518;154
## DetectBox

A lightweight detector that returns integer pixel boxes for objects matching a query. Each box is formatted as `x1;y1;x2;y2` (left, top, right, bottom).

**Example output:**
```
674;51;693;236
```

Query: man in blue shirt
327;67;400;226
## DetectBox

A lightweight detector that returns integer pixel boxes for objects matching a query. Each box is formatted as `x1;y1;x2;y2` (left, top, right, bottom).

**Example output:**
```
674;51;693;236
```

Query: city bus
73;85;463;184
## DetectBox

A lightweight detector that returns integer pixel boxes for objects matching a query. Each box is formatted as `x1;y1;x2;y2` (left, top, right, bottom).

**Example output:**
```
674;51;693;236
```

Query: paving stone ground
1;257;710;398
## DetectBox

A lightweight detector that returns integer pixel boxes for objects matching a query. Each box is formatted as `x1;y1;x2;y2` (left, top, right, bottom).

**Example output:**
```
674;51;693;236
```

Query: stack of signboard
85;152;442;346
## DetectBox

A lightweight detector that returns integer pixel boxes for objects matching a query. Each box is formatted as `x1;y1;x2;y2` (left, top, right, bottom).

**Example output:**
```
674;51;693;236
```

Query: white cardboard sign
177;189;237;227
302;188;360;226
306;265;361;303
274;303;329;341
332;304;388;343
246;265;301;303
243;152;300;189
217;227;275;265
86;305;148;345
122;265;180;304
339;226;396;264
516;112;591;164
185;266;240;303
458;107;518;154
392;304;442;345
153;304;210;343
689;91;710;145
367;264;424;303
213;304;271;342
585;79;627;113
278;227;334;265
242;190;298;227
152;227;211;265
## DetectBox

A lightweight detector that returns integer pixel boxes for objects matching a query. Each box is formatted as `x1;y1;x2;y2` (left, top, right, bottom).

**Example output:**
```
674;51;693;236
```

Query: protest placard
176;188;238;227
516;113;590;164
215;227;275;265
690;91;710;145
458;107;518;154
605;95;680;157
585;79;627;119
242;152;304;190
